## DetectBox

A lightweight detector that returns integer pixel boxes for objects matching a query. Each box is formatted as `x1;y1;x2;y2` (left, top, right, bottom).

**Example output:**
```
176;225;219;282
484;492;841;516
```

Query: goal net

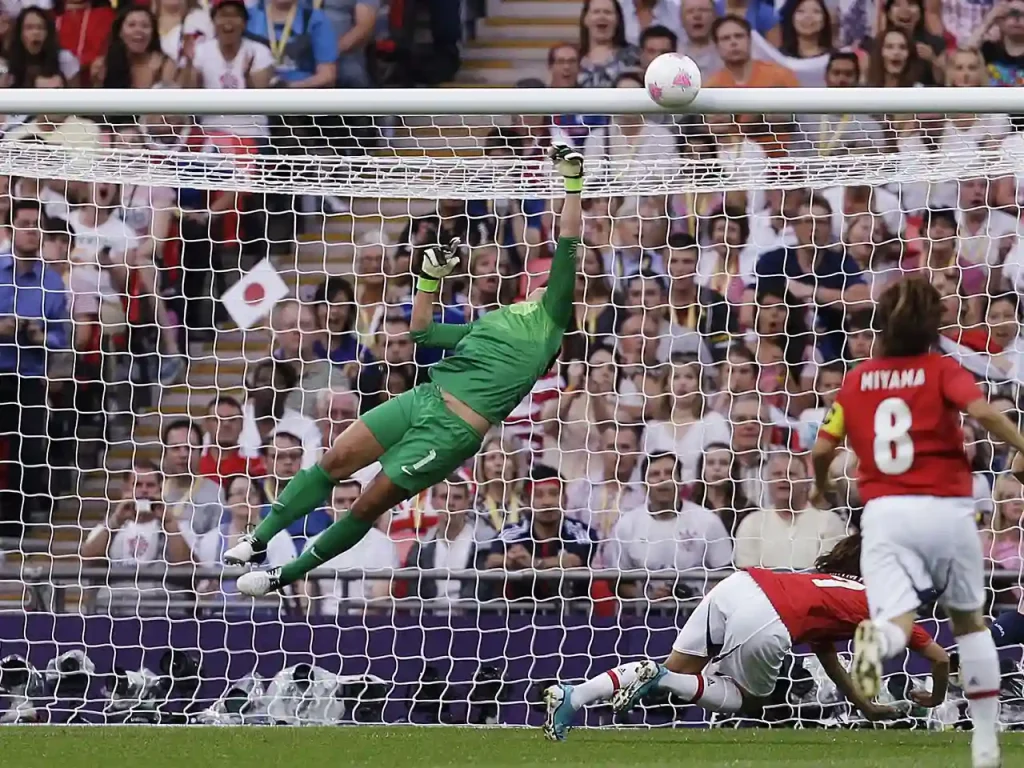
0;100;1021;727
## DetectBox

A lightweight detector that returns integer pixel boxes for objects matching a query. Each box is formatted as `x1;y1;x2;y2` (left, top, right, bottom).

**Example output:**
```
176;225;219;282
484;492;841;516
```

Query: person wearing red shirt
542;535;950;741
811;277;1024;768
199;395;264;483
56;0;116;84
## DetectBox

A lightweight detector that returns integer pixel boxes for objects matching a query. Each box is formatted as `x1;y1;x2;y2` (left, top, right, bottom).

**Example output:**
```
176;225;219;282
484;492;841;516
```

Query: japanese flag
222;258;289;330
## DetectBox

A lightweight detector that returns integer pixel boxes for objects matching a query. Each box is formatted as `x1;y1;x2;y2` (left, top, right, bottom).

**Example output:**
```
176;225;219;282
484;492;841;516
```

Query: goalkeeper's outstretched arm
541;145;584;329
409;238;474;348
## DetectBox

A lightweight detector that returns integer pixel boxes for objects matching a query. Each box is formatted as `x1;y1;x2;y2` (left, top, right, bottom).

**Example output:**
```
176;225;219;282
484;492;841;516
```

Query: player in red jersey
541;534;950;741
811;277;1024;768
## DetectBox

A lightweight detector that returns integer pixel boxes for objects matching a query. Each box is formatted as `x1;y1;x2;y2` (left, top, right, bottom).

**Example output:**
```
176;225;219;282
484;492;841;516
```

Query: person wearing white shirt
306;481;400;615
240;358;321;467
582;71;677;180
734;452;847;569
644;358;731;481
607;452;733;600
156;0;214;62
623;0;684;44
404;477;497;602
160;419;226;549
955;177;1019;270
181;0;274;138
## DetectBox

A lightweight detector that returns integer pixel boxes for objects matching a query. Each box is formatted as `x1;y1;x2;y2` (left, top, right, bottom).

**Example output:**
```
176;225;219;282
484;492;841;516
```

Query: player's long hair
813;533;862;581
876;277;943;357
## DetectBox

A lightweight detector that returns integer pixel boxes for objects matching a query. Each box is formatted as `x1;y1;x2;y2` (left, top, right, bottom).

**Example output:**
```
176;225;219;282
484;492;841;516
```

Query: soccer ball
644;53;702;108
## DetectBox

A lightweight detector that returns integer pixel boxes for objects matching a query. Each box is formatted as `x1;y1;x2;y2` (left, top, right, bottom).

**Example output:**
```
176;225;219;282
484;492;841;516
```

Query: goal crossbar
2;87;1023;115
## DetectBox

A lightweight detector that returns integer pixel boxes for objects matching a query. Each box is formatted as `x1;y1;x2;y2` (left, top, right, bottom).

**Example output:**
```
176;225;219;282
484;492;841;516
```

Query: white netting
0;109;1022;728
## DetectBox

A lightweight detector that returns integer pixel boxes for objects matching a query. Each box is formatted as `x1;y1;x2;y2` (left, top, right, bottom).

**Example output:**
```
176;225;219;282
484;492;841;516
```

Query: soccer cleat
610;659;665;714
853;620;884;700
224;534;267;567
542;684;576;741
237;567;283;596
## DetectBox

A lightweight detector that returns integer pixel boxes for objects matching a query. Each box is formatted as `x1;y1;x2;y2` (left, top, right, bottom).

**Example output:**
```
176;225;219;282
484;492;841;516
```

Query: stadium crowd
0;0;1023;618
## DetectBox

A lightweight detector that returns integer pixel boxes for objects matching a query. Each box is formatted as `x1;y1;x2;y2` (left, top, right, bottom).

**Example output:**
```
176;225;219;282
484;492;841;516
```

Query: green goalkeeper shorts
361;382;484;495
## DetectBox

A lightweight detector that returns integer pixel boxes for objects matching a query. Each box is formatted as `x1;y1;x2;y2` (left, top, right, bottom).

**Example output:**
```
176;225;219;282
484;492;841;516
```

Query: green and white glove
549;143;584;192
418;237;461;293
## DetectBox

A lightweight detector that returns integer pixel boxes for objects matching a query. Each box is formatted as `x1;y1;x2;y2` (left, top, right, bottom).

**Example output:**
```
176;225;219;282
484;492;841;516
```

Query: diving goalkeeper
229;144;585;596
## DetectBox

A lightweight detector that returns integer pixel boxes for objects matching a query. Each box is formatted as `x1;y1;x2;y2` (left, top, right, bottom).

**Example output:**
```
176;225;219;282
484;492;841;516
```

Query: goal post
0;90;1020;727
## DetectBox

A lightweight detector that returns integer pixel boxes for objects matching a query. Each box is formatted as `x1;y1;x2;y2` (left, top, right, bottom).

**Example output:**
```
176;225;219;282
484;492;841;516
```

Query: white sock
957;630;1001;748
657;672;743;713
874;620;909;659
569;662;644;710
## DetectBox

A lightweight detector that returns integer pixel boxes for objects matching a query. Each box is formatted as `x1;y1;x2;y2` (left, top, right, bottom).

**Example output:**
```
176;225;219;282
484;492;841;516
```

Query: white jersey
191;37;274;138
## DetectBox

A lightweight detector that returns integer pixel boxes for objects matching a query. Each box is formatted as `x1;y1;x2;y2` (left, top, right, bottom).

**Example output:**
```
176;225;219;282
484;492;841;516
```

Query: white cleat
237;567;282;596
852;620;883;700
224;534;267;566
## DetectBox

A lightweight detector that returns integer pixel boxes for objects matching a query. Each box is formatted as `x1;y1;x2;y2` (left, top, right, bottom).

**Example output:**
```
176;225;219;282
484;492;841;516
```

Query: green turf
3;726;1023;768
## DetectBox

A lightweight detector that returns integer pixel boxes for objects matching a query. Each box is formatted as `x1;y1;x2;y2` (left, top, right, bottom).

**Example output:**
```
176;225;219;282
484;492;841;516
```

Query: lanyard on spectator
57;8;91;63
265;4;298;64
480;493;520;530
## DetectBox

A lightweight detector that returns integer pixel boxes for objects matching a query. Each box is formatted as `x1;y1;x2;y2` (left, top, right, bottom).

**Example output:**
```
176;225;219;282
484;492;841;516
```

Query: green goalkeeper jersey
409;235;581;425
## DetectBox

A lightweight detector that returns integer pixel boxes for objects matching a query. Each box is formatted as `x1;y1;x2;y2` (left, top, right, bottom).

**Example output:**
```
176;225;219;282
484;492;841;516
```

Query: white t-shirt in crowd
108;519;166;565
69;210;141;263
161;8;214;61
733;506;848;569
191;37;273;138
307;527;399;614
606;501;733;574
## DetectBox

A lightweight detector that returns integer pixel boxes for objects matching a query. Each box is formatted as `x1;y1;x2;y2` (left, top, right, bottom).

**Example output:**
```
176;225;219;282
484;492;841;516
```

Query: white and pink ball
644;53;702;108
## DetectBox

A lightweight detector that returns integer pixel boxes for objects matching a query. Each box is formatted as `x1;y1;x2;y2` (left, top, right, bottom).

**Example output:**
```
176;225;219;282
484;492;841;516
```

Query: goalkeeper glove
418;237;461;293
549;143;584;192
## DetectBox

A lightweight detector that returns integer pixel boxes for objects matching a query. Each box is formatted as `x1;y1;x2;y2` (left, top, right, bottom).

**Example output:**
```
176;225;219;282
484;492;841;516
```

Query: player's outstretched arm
908;640;950;708
811;643;899;722
409;238;473;349
540;144;584;329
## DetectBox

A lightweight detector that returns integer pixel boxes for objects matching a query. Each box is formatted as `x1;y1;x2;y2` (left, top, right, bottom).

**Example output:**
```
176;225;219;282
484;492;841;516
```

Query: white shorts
672;571;793;698
861;495;984;621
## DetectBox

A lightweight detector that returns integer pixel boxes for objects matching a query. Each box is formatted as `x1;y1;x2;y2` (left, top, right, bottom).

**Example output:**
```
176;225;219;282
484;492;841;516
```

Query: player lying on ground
542;533;950;741
226;144;586;595
811;277;1024;768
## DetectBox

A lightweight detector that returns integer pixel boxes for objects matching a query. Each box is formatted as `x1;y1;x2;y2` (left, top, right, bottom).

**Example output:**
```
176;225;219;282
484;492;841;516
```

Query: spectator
485;465;595;600
971;0;1024;85
566;424;646;540
313;386;360;460
246;0;338;88
80;461;192;566
239;359;320;465
865;27;926;86
645;358;731;481
623;0;683;44
698;208;757;318
160;418;226;543
271;299;332;416
182;0;274;140
679;0;724;75
0;197;68;535
734;452;847;568
306;480;398;614
749;0;833;86
689;441;754;534
94;7;176;88
726;393;773;505
706;116;769;203
875;0;946;75
660;232;732;361
714;0;781;43
583;71;678;170
155;0;213;63
945;46;992;91
747;280;810;404
196;475;295;584
984;474;1024;606
754;193;869;361
405;476;497;602
639;25;681;72
321;0;378;88
842;213;903;300
358;314;419;409
260;430;305;503
986;293;1024;376
797;52;885;156
954;177;1017;283
8;7;80;87
473;432;526;530
56;0;116;84
578;0;641;88
199;394;264;483
4;72;101;149
608;452;732;600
